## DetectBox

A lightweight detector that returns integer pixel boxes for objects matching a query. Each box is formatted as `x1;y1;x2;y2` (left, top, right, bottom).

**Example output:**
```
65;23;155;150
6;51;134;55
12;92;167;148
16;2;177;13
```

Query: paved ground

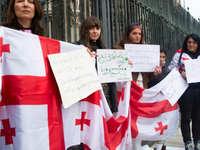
166;127;184;148
142;127;185;150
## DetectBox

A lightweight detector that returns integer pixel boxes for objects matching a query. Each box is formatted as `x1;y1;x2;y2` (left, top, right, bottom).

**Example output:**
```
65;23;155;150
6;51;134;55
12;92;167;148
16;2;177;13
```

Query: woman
4;0;44;36
113;23;161;89
113;23;161;150
168;34;200;150
74;16;118;113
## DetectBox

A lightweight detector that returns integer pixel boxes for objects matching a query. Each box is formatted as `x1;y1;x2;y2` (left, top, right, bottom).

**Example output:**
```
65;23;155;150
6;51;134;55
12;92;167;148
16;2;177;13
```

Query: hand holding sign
48;49;102;108
125;44;160;72
97;49;132;83
184;58;200;83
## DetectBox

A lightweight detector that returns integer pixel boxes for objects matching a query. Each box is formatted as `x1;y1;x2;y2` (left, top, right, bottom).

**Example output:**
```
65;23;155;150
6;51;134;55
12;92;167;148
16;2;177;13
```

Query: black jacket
148;66;168;88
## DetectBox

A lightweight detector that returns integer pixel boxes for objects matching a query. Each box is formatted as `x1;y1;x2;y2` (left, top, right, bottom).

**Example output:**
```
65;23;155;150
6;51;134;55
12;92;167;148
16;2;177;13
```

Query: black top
148;66;168;88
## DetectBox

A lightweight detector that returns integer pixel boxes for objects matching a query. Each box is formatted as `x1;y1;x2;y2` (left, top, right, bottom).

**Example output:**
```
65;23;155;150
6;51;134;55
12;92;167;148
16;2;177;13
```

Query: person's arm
167;52;180;72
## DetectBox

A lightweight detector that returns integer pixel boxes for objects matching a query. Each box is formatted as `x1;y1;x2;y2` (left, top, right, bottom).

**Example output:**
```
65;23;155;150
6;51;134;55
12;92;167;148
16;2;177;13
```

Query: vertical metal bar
114;0;118;43
131;0;135;23
135;3;138;24
101;0;108;46
117;0;121;37
86;0;89;17
143;6;146;43
145;8;148;43
106;0;111;48
138;3;141;25
0;0;2;25
46;0;49;37
3;0;5;23
41;2;44;28
121;0;124;34
80;0;83;23
62;0;65;41
93;0;99;18
124;0;127;27
127;0;131;23
57;0;59;40
51;0;54;39
67;0;71;43
110;0;115;46
74;1;77;41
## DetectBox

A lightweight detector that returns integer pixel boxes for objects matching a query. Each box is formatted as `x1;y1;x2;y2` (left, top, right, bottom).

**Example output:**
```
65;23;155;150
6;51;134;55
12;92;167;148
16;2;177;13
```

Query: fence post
100;0;108;47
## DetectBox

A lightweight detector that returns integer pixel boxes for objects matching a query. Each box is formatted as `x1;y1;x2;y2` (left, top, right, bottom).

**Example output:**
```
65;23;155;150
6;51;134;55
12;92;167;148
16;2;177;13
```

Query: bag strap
178;51;183;67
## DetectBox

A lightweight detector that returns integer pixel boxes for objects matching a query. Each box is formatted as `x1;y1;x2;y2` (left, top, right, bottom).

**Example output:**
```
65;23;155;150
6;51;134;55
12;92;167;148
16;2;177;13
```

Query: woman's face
89;26;101;42
129;28;142;44
14;0;35;24
160;52;166;65
187;37;198;53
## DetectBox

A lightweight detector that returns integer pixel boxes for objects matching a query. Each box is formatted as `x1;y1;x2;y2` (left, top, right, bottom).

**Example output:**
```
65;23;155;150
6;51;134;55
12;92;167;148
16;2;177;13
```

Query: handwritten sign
96;49;132;83
125;44;160;72
48;49;102;108
184;58;200;83
160;68;188;106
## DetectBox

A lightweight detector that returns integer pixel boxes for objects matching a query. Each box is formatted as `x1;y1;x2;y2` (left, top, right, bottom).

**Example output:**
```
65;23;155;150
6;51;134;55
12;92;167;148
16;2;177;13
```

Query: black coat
148;66;168;88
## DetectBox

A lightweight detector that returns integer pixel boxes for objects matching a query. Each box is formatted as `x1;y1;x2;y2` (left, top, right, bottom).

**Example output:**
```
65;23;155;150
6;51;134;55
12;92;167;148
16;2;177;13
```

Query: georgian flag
0;26;179;150
62;81;132;150
0;26;82;150
130;80;179;141
0;27;132;150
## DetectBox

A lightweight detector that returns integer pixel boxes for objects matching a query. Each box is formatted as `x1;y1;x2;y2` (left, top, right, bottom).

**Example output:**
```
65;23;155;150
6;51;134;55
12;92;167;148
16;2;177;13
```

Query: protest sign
184;58;200;83
125;44;160;72
97;49;132;83
48;49;102;108
160;68;188;106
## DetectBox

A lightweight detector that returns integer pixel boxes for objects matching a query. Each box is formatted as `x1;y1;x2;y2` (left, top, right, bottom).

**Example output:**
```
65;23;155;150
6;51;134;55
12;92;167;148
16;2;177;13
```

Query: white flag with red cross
0;26;179;150
130;80;179;141
0;26;132;150
0;26;82;150
62;81;132;150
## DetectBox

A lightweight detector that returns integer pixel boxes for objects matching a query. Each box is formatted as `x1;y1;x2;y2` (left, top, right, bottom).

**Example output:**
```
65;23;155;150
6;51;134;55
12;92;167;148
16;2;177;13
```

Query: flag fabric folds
0;27;179;150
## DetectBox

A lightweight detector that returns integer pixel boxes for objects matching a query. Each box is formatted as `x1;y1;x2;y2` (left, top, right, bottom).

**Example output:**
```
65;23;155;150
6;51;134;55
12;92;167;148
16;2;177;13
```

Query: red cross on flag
130;80;179;141
62;81;132;150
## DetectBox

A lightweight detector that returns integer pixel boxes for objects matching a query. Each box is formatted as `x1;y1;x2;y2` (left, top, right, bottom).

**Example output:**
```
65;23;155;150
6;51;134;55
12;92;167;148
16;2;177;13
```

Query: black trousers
178;86;200;143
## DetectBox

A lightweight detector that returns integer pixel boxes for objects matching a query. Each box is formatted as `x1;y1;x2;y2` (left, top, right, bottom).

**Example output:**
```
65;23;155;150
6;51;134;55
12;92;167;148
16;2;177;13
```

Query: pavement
142;127;185;150
165;127;184;148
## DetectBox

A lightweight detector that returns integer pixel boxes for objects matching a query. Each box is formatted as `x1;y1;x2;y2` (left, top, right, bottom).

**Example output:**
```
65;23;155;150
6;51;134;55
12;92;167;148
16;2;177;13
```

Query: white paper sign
96;49;132;83
125;44;160;72
48;49;102;108
184;58;200;83
161;68;188;106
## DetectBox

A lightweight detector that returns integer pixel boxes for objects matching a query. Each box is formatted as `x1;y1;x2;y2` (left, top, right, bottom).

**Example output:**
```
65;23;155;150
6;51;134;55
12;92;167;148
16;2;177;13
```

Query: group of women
2;0;200;150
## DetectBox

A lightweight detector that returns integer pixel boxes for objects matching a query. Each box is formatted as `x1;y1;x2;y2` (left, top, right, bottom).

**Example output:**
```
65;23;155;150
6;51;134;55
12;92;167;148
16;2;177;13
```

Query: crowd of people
1;0;200;150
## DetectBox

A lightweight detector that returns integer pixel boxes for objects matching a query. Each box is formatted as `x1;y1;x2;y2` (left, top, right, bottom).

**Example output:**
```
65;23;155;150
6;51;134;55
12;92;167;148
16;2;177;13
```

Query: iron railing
1;0;200;65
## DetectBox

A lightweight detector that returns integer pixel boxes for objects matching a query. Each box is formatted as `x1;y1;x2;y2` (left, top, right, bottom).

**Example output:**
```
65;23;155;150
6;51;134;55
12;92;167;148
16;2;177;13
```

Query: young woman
168;34;200;150
74;16;118;113
4;0;44;36
113;23;161;89
113;23;162;150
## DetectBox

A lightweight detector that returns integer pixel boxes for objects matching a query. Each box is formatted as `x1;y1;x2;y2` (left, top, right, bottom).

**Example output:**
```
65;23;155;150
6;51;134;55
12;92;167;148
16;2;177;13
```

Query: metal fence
1;0;200;65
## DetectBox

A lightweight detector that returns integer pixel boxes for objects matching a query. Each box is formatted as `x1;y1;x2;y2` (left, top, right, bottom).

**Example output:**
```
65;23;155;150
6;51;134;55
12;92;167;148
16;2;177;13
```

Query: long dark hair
116;23;145;48
80;16;107;51
4;0;44;36
182;33;200;52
